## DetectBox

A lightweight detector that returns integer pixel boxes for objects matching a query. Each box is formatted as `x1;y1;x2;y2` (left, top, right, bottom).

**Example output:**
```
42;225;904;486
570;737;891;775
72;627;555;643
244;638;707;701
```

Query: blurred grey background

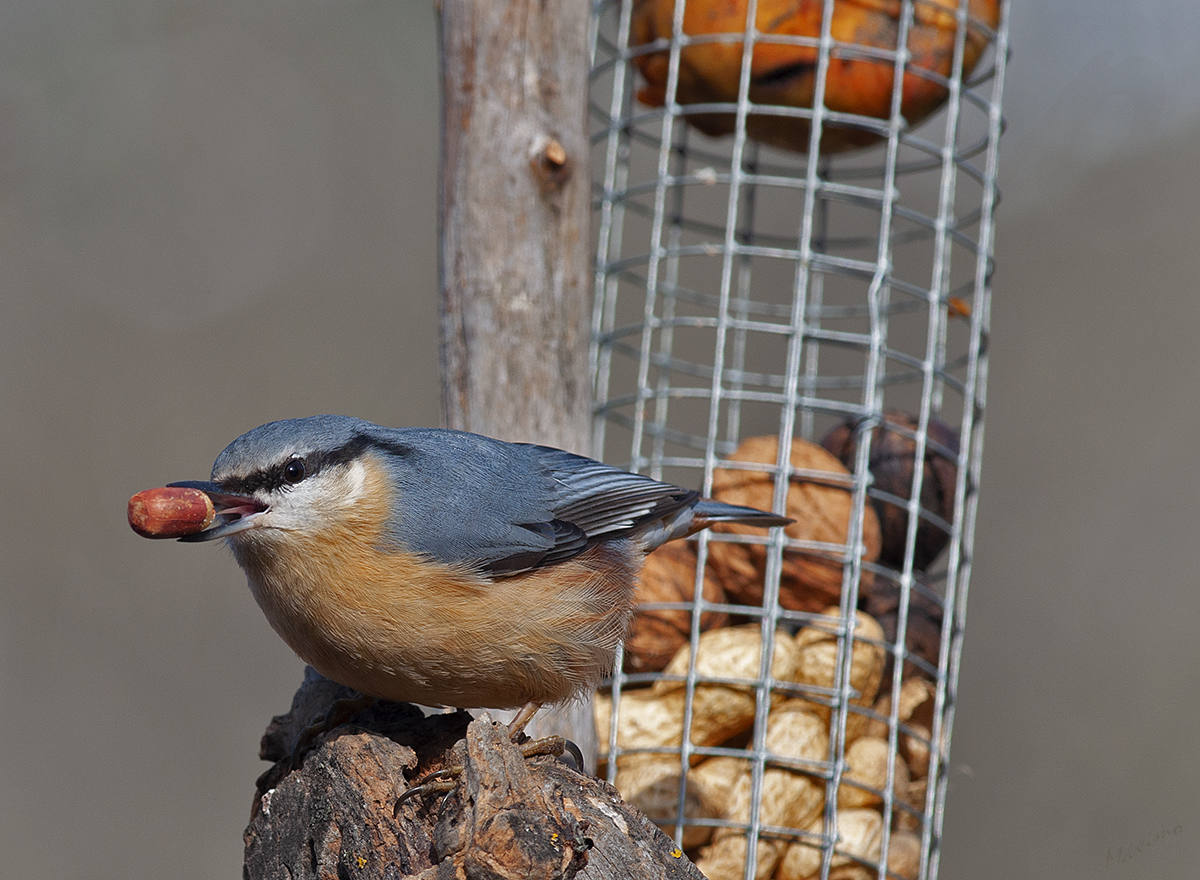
3;2;1197;878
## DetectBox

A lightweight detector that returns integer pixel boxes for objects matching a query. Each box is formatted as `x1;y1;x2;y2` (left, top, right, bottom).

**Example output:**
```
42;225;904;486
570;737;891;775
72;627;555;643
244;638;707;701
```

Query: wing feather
527;445;699;539
369;427;698;579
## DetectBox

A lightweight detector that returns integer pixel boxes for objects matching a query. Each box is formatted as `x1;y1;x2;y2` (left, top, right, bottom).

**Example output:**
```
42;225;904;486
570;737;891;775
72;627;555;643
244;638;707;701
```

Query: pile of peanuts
600;428;953;880
598;615;936;880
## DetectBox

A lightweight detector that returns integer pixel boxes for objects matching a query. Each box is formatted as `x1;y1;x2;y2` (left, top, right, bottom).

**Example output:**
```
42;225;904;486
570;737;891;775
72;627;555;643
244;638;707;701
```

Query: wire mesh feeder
587;1;1009;879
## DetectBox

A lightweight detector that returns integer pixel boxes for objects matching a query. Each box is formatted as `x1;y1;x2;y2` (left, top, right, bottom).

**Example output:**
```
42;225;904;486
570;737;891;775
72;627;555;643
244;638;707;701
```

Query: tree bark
437;1;596;758
437;0;592;452
244;670;705;880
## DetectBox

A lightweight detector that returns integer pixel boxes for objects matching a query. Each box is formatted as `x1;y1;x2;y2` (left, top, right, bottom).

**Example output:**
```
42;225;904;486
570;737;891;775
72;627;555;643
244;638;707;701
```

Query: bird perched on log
141;415;791;734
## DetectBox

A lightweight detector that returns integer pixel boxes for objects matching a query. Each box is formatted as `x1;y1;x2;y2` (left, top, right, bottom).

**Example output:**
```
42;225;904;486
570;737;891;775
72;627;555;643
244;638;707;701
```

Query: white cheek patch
341;460;367;505
242;460;371;534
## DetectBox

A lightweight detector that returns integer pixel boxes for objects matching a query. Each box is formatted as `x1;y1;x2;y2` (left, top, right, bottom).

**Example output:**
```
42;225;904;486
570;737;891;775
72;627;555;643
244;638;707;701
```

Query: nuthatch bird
169;415;790;733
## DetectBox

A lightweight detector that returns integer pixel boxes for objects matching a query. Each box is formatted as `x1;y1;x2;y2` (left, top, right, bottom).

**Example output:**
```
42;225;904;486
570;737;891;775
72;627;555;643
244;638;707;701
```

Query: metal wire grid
587;1;1008;878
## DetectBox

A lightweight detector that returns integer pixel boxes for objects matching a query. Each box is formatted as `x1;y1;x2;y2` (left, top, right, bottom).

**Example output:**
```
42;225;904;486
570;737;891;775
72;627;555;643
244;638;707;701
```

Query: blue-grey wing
370;427;695;577
528;445;699;541
369;428;584;576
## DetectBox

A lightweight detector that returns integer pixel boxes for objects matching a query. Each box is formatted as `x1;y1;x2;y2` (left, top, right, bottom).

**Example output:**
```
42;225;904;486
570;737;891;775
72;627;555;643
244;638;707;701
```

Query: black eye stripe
215;433;403;495
218;456;313;495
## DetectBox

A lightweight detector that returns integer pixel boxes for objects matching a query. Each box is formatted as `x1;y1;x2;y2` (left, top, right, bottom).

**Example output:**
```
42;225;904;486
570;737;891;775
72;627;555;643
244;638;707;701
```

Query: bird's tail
639;496;792;554
690;499;793;529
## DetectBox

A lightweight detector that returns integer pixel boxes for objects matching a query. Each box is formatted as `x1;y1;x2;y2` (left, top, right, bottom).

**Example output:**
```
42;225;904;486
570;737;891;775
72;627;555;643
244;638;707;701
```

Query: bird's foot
395;764;463;807
514;733;585;772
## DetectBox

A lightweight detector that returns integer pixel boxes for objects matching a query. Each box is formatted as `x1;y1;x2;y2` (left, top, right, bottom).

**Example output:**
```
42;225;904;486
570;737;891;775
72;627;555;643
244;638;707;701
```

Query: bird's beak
167;480;269;542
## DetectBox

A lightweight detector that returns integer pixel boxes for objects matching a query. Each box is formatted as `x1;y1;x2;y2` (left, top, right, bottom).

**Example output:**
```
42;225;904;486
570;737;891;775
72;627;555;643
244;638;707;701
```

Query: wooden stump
244;670;706;880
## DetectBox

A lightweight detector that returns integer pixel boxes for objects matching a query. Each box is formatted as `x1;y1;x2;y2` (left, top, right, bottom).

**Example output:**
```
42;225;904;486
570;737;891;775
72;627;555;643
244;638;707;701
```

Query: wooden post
438;1;592;452
243;671;705;880
437;2;596;759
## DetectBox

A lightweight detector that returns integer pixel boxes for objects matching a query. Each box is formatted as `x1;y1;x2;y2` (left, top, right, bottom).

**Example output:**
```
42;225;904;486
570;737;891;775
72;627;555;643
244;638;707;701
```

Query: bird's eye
283;458;306;485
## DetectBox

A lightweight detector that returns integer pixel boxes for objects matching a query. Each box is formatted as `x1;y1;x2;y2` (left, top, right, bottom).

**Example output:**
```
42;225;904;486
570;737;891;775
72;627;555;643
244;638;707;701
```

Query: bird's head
171;415;387;545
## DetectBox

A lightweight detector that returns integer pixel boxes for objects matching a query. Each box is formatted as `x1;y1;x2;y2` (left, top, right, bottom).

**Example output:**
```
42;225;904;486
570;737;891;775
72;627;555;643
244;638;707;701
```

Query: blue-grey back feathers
210;415;789;578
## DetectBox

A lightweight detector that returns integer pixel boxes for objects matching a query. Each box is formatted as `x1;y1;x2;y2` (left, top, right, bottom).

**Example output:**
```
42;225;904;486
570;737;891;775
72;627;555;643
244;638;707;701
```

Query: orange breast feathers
228;453;641;710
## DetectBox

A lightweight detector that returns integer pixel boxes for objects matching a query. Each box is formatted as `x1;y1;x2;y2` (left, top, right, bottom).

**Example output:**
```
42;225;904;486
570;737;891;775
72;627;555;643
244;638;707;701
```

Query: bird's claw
395;765;463;813
514;734;566;759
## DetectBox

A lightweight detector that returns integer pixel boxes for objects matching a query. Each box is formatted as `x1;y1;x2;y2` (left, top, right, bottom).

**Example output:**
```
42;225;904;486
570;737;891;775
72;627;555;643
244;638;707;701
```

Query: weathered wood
437;0;592;452
437;1;597;758
244;671;706;880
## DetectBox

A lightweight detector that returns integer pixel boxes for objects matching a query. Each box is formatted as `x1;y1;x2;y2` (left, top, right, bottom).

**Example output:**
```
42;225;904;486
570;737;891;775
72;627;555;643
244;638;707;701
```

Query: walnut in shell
821;410;960;572
860;577;944;681
708;436;881;614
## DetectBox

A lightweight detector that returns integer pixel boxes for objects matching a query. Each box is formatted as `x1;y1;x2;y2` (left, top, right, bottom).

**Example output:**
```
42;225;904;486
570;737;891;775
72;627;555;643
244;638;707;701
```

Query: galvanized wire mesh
588;1;1008;878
